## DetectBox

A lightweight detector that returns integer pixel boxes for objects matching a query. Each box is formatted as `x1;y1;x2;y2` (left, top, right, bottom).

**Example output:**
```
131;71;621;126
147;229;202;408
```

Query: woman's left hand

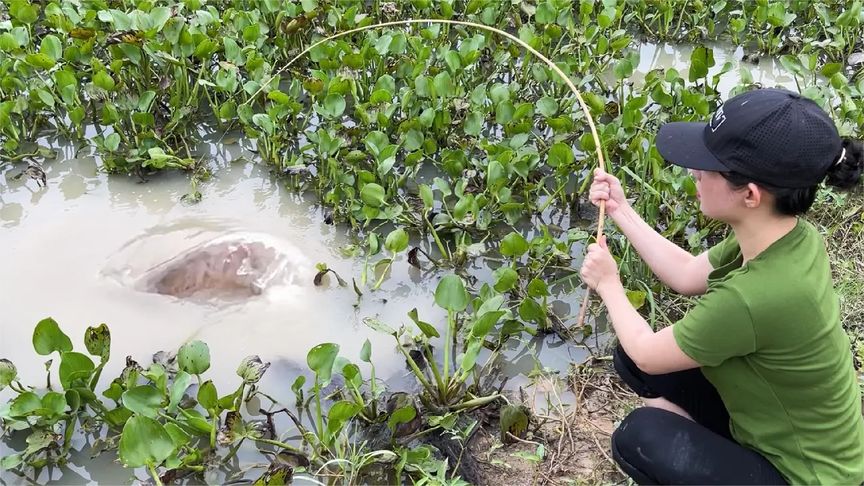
580;236;621;293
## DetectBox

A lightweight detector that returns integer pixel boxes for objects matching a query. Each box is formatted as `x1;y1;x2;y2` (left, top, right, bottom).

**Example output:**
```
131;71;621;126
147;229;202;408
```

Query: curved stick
249;18;607;329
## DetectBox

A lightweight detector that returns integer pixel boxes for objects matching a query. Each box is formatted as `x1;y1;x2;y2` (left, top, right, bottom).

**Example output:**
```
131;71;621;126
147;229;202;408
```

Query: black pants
610;345;788;485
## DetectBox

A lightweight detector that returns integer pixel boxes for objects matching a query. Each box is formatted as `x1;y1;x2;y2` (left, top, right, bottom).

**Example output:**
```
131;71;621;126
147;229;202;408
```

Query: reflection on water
0;41;800;483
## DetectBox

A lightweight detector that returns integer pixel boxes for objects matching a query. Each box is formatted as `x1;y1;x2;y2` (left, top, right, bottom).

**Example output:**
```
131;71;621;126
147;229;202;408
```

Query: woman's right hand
589;168;628;215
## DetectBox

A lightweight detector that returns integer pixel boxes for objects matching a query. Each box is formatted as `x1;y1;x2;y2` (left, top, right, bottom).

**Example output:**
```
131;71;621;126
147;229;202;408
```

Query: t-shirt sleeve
672;284;756;367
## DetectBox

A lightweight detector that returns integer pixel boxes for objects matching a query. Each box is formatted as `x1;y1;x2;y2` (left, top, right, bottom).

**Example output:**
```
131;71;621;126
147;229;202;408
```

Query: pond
0;40;801;484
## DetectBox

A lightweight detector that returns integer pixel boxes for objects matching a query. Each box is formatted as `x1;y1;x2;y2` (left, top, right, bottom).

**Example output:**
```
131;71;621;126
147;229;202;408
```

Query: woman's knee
612;407;666;457
612;407;667;485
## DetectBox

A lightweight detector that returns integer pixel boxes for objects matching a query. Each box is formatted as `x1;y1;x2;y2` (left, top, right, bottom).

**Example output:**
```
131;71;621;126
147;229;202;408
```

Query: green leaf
40;35;62;61
459;340;483;374
500;232;529;257
408;308;439;338
0;453;23;470
0;359;17;392
500;404;530;442
104;133;121;152
536;96;558;117
625;289;647;310
471;310;505;337
149;7;171;31
197;380;218;412
168;372;192;414
403;129;424;152
33;318;73;355
419;184;434;209
84;324;110;361
122;385;164;418
527;278;549;297
322;93;346;118
493;267;519;292
432;71;453;97
9;392;41;417
93;70;116;91
434;274;469;312
59;352;95;389
363;317;397;336
40;392;66;417
444;50;462;72
387;405;417;432
119;416;175;467
307;343;339;384
385;228;409;253
252;113;274;135
464;111;483;136
326;400;361;440
25;53;55;69
547;143;574;167
613;59;634;80
360;183;387;208
518;298;546;325
236;356;270;384
360;339;372;363
177;341;210;375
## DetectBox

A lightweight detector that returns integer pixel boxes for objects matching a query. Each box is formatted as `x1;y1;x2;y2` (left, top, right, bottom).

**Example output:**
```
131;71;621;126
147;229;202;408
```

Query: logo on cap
709;105;726;132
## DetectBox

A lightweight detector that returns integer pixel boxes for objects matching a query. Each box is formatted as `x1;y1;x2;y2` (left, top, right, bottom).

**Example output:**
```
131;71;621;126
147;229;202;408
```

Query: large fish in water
136;235;306;299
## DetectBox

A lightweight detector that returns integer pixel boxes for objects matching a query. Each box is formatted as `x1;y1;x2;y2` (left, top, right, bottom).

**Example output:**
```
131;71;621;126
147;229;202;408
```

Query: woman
579;87;864;485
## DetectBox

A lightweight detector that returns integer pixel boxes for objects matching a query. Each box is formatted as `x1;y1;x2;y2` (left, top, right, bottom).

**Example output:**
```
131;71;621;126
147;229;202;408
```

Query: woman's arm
589;169;713;296
581;238;699;374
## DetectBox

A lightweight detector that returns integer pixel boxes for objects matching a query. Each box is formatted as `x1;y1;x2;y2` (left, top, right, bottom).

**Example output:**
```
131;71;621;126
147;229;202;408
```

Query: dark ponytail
825;138;864;190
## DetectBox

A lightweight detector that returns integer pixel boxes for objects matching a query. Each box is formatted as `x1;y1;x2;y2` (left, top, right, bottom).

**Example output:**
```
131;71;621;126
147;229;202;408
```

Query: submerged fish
139;236;302;299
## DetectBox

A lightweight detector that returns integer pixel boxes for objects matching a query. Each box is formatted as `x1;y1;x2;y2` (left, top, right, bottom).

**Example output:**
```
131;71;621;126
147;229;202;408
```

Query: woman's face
689;169;748;222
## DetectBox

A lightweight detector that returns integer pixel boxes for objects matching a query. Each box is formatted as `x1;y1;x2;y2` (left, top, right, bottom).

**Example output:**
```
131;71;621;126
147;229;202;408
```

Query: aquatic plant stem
245;19;609;329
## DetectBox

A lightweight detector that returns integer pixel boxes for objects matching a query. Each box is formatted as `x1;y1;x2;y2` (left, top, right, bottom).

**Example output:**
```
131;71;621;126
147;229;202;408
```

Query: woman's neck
730;214;799;264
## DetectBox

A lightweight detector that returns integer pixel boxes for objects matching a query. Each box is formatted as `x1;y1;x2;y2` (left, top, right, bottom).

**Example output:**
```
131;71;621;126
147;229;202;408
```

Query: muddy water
0;146;459;394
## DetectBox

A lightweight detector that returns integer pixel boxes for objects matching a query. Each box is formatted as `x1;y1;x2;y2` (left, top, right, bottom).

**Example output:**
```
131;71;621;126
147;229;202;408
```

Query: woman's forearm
597;279;654;357
611;204;705;295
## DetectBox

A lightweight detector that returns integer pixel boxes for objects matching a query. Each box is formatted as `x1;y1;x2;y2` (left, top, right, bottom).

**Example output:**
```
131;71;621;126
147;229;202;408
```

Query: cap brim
656;122;730;172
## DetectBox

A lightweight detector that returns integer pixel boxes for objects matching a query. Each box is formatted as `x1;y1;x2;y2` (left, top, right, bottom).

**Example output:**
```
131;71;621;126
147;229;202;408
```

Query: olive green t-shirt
673;218;864;485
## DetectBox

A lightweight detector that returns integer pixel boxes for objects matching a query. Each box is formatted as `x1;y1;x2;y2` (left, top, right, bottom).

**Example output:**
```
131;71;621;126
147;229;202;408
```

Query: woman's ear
744;182;763;209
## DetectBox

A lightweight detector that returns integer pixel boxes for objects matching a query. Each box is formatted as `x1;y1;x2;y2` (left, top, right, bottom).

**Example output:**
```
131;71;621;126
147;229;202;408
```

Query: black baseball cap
655;88;842;189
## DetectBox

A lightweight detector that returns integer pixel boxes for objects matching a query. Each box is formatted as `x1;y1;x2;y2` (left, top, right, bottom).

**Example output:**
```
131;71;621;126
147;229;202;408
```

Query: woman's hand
589;168;628;215
580;236;621;294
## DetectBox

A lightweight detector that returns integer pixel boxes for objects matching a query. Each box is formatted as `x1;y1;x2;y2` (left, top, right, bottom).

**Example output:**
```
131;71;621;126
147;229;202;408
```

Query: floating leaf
168;372;192;414
177;341;210;375
0;359;17;392
306;343;339;384
59;352;94;389
119;416;175;468
385;228;409;253
536;96;558;117
493;266;519;292
197;380;218;412
547;143;574;167
122;385;164;418
33;318;72;355
360;183;387;208
434;274;469;312
84;323;111;361
408;308;439;338
237;356;270;384
500;232;529;257
462;113;484;140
